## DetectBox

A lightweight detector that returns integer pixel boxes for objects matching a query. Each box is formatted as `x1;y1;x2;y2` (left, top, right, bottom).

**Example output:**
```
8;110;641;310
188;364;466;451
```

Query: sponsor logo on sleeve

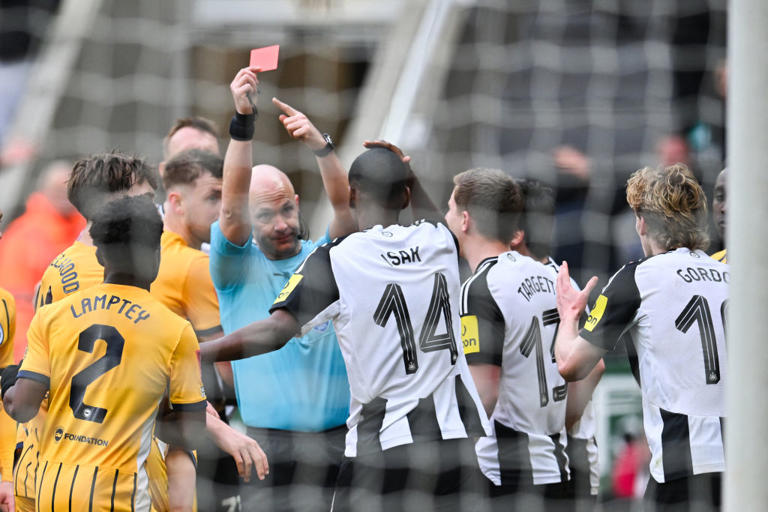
461;315;480;354
584;294;608;332
273;274;304;305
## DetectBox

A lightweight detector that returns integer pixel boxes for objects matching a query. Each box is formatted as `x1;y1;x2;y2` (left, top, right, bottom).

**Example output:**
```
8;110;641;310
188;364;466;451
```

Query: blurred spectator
0;160;84;360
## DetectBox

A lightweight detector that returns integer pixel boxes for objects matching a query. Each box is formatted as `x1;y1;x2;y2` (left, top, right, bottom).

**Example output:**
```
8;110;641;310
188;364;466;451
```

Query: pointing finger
272;97;299;116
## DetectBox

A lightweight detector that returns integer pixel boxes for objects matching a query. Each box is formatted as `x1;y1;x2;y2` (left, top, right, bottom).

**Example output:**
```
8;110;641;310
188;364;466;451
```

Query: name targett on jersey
516;274;556;302
50;252;81;294
380;246;421;267
70;294;151;324
54;427;109;447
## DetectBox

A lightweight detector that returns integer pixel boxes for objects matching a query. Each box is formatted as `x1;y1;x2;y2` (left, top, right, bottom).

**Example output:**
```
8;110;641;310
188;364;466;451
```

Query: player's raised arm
273;97;356;238
199;309;299;363
220;66;260;246
554;262;604;380
363;139;443;225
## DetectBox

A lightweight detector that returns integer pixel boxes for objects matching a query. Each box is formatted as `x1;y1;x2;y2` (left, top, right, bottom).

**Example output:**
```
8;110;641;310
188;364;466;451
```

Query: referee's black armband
229;111;257;141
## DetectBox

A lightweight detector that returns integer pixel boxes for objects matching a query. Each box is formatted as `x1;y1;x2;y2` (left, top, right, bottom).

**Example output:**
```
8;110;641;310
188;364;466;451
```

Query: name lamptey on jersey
270;221;490;457
461;251;569;486
580;248;728;483
17;283;206;511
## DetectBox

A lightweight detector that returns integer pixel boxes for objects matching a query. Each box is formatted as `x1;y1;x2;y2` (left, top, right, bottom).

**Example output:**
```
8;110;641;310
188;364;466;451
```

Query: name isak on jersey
380;246;422;267
54;427;109;447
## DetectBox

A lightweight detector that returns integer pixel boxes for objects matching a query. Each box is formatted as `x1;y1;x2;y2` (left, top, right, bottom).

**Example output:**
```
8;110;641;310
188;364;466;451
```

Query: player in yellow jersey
0;207;17;512
711;168;727;263
2;196;207;512
35;151;266;511
12;153;158;512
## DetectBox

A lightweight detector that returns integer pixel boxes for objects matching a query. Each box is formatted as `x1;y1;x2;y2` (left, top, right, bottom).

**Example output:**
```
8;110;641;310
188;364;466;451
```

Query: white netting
0;0;727;509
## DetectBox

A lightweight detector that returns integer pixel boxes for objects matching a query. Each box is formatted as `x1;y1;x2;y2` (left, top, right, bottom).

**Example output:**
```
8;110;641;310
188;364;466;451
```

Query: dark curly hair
90;195;164;279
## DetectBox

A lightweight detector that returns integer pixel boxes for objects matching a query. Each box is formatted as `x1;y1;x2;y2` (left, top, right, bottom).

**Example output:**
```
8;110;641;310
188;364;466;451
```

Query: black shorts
332;438;484;512
644;472;722;512
486;475;574;512
240;425;346;512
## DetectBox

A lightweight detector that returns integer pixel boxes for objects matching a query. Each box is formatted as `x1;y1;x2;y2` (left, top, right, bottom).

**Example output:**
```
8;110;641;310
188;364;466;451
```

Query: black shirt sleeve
580;261;642;351
269;240;341;328
461;261;505;366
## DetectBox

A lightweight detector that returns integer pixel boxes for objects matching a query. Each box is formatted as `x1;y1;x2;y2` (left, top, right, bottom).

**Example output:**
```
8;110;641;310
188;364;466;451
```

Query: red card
250;45;280;72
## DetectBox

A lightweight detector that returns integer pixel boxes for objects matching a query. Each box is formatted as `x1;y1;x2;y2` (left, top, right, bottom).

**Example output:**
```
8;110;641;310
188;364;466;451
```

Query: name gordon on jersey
70;294;151;324
676;266;729;284
54;427;109;447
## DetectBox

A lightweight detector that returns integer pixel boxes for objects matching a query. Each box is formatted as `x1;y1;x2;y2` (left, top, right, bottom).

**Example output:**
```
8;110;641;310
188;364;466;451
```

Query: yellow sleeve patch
584;294;608;332
273;274;303;304
461;315;480;354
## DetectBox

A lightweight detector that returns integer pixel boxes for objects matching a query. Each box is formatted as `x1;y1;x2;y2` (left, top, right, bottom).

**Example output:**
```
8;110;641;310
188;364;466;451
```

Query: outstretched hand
556;262;598;322
230;67;260;115
272;97;326;151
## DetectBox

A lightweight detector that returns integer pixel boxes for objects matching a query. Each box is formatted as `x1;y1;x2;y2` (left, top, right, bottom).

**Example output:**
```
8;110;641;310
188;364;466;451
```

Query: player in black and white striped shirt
555;164;727;512
200;143;490;512
447;169;598;511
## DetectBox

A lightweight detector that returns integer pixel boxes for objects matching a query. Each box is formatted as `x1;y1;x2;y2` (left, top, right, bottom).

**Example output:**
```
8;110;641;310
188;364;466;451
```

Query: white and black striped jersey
270;221;490;457
546;257;600;496
461;251;569;486
581;248;728;483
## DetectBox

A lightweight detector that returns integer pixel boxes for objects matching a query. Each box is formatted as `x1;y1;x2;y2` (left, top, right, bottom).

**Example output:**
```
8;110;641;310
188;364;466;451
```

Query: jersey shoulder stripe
460;257;498;315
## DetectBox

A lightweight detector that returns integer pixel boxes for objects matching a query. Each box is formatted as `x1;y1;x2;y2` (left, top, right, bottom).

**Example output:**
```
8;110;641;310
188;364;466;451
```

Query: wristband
313;133;335;157
229;111;257;141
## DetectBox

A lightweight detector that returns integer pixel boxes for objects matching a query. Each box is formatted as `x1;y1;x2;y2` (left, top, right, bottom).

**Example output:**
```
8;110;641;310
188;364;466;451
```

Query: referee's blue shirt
209;220;350;431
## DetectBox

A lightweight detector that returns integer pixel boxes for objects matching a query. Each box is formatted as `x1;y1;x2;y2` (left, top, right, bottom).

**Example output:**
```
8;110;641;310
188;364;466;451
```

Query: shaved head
249;165;295;206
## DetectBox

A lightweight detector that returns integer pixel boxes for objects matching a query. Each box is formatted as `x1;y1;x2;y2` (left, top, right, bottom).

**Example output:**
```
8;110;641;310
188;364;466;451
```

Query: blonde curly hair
626;163;709;251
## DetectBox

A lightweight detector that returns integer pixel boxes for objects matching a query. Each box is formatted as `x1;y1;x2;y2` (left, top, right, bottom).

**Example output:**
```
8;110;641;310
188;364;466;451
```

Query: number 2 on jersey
70;324;125;423
373;273;458;374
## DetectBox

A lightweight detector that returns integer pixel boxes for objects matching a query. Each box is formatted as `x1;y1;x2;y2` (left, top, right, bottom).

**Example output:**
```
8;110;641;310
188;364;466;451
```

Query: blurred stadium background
0;0;727;504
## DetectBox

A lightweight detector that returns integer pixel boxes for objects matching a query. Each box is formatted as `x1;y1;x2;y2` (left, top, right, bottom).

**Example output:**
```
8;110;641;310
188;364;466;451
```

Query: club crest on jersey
461;315;480;354
584;294;608;332
0;323;4;345
274;274;303;304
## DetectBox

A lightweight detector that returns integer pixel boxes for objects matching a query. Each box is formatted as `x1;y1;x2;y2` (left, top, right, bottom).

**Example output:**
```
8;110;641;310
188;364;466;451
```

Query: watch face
323;133;334;147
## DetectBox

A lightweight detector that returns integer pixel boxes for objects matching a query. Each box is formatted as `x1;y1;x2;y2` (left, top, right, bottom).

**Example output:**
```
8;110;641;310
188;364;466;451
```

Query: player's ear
349;187;357;210
400;186;411;210
158;161;166;178
509;229;525;249
294;194;300;207
460;209;470;233
635;214;647;236
95;247;106;267
167;191;183;212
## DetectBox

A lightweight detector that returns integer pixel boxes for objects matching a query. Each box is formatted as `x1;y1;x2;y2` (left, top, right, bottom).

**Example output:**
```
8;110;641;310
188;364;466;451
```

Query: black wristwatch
313;133;335;157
